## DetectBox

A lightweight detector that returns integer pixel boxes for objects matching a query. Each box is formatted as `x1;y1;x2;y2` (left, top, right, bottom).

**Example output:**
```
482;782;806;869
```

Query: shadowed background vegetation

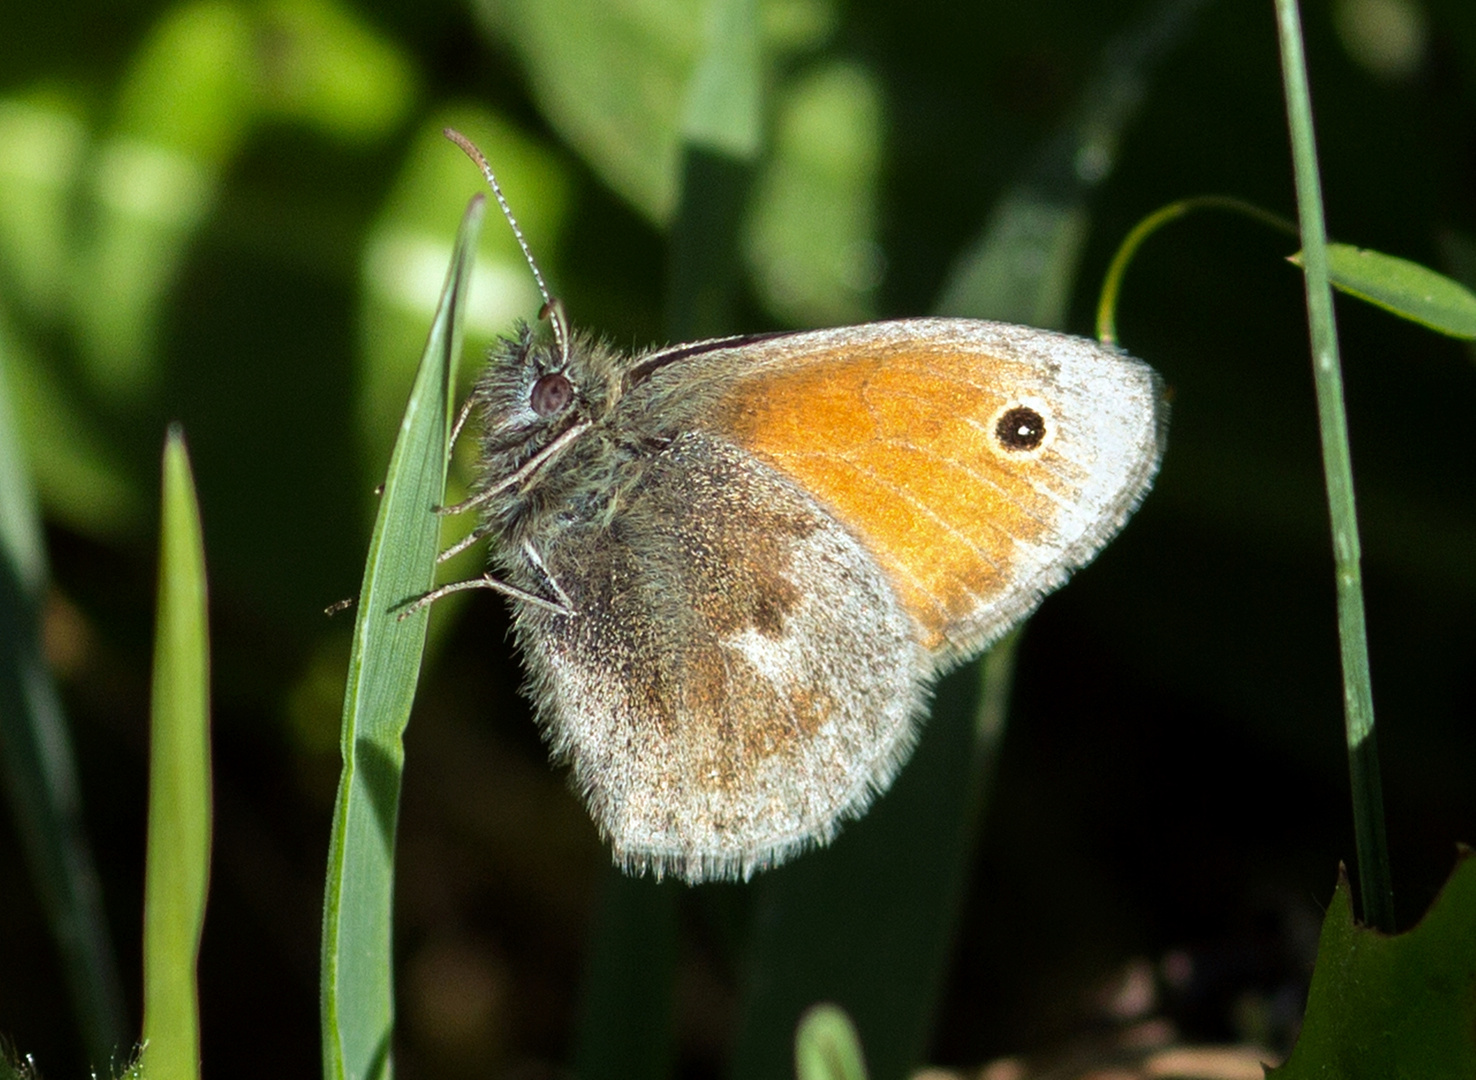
1;0;1474;1076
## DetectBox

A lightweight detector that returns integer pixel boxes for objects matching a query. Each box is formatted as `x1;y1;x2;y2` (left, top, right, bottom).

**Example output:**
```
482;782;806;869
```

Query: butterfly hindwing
513;431;923;883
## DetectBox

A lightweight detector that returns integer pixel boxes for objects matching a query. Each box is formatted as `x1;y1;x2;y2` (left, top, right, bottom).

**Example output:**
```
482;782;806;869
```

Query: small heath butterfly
430;131;1166;883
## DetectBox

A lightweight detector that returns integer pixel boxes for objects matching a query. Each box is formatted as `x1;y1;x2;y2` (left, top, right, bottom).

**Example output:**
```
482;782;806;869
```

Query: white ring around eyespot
985;395;1056;460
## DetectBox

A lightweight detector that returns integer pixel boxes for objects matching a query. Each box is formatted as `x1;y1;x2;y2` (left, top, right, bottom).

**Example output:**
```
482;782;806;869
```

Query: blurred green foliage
1;0;1475;1076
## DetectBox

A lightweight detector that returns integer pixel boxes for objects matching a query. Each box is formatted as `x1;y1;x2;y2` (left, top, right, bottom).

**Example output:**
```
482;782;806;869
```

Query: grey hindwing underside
509;431;925;882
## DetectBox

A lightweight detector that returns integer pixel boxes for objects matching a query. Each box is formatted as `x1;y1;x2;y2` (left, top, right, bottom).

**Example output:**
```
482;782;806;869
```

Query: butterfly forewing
696;319;1165;664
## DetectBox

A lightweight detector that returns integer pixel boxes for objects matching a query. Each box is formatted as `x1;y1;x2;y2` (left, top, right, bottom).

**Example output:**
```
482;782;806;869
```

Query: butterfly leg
448;393;477;452
436;524;492;565
397;573;574;620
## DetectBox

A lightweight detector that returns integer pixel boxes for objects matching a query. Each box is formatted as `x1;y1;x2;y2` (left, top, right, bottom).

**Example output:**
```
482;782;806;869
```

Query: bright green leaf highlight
1291;243;1476;340
476;0;837;223
795;1004;869;1080
1269;850;1476;1079
139;429;213;1080
682;0;762;158
745;61;883;327
255;0;416;139
320;194;485;1080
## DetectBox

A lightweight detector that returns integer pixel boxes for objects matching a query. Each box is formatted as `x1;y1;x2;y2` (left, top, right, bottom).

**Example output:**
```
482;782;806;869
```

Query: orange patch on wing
718;345;1064;648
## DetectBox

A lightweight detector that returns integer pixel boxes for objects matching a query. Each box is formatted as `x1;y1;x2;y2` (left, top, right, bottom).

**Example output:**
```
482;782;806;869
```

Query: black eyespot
530;372;573;416
995;406;1047;451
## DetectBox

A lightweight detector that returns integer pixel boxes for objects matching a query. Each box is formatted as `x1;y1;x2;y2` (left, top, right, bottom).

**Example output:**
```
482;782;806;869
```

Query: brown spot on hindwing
512;433;921;882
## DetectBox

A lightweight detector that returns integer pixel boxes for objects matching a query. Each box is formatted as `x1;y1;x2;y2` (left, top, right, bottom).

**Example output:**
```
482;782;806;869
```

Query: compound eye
530;372;573;416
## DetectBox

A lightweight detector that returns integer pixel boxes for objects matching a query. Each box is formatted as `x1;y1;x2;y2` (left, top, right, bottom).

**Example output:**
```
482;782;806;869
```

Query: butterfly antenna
444;127;571;369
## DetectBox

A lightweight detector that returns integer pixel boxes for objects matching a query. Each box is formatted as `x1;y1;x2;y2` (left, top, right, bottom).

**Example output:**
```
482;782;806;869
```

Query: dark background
1;0;1474;1076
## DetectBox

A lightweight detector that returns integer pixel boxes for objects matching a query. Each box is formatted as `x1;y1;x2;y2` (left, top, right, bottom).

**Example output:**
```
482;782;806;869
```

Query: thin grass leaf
1274;0;1393;932
137;428;212;1080
1288;243;1476;340
0;322;127;1067
320;193;486;1080
794;1004;869;1080
1095;196;1297;345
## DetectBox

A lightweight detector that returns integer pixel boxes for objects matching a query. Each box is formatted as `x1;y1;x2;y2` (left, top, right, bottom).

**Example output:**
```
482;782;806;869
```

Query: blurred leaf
1268;849;1476;1080
730;648;1013;1080
0;316;126;1068
937;192;1090;328
138;429;212;1080
0;1049;37;1080
473;0;707;221
744;61;883;326
681;0;761;157
1288;243;1476;340
1333;0;1430;82
72;0;256;396
666;0;762;341
320;194;484;1080
0;93;86;318
939;0;1211;328
794;1004;869;1080
1442;229;1476;292
70;0;414;399
254;0;417;139
572;871;680;1080
1;327;142;537
475;0;836;223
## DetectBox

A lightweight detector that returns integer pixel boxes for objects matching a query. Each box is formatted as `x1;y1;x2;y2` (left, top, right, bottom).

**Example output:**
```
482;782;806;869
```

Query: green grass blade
794;1004;869;1080
571;871;680;1080
1273;0;1394;933
138;428;213;1080
730;652;1011;1080
0;321;127;1067
320;193;486;1080
1290;243;1476;340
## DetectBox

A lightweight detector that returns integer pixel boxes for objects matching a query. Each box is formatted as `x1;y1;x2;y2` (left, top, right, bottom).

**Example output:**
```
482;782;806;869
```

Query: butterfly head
468;320;627;531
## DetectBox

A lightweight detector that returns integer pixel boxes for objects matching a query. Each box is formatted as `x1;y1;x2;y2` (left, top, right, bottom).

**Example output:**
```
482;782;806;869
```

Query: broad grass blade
320;194;486;1080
